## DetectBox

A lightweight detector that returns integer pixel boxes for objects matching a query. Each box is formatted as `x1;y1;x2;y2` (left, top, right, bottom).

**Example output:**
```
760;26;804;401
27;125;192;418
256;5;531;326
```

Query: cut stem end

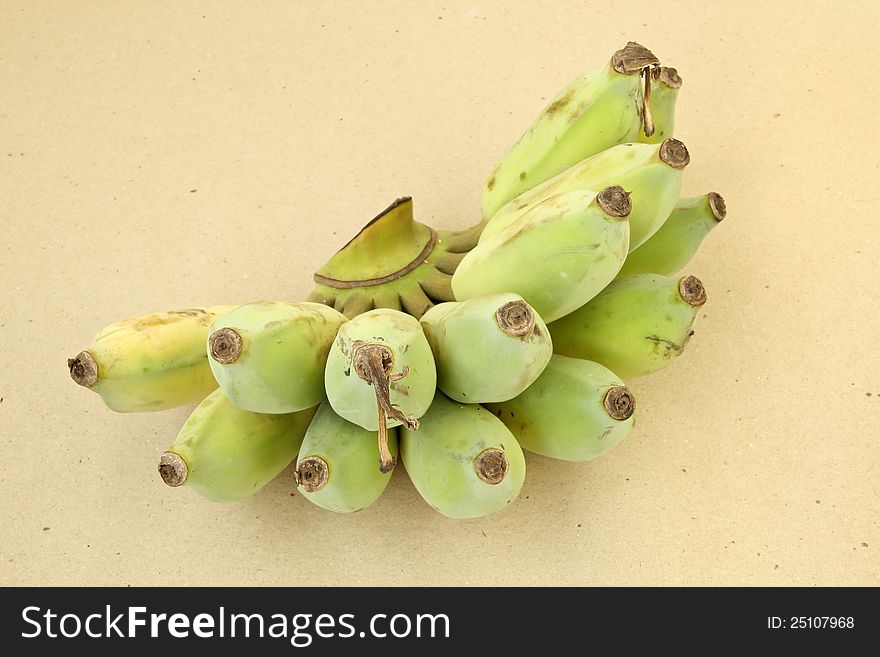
159;452;188;488
708;192;727;221
209;328;243;364
68;351;98;388
604;386;636;421
657;66;682;88
295;456;329;493
597;185;632;218
679;275;708;307
611;42;659;74
659;138;690;169
495;300;536;337
475;448;509;485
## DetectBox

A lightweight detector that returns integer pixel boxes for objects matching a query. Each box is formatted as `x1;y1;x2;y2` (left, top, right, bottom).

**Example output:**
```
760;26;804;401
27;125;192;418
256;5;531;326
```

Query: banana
207;301;347;414
548;273;707;378
452;186;631;323
419;293;552;403
637;67;681;144
484;354;635;461
481;42;660;219
616;193;726;278
294;402;396;513
68;305;236;412
481;139;689;251
158;388;316;502
324;307;436;472
400;392;526;519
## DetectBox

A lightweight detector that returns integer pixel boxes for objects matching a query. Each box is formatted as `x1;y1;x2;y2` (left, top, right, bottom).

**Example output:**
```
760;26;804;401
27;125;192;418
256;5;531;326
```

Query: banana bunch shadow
68;42;726;520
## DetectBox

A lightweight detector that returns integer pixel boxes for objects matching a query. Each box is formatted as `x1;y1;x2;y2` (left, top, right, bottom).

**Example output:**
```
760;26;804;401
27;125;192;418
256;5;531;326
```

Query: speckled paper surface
1;0;877;585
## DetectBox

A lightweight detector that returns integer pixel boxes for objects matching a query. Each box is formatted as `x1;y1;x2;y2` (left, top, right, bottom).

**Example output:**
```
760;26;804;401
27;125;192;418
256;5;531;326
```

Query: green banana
484;354;635;461
452;186;631;323
481;42;660;219
308;196;485;319
616;192;726;278
481;139;689;251
207;301;347;414
400;392;526;519
548;273;707;378
294;402;396;513
68;305;236;412
324;307;436;472
637;67;681;144
159;388;316;502
419;292;552;403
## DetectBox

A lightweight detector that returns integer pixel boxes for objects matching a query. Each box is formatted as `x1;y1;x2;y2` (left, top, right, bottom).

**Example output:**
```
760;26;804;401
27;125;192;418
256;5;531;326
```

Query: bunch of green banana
452;186;632;322
419;292;552;403
401;392;526;519
159;388;316;502
207;301;347;413
484;355;635;461
549;274;708;378
294;402;396;513
68;305;235;412
480;139;689;251
616;192;726;278
324;307;437;473
482;42;661;219
68;41;728;520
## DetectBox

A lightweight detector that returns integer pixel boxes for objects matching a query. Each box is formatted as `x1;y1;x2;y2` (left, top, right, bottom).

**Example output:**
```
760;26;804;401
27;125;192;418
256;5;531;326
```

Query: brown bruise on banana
68;351;98;388
158;452;188;487
495;300;536;338
596;185;633;218
678;275;707;307
708;192;727;221
604;386;636;421
475;448;509;485
208;327;243;364
295;456;329;493
351;341;417;473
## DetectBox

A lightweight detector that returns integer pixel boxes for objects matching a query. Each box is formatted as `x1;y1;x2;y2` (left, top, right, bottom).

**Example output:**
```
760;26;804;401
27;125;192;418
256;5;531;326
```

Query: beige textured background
2;0;878;586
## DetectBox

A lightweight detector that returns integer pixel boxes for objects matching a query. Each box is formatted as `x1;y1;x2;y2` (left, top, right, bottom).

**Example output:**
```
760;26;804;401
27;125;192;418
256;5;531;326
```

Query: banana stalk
308;196;484;320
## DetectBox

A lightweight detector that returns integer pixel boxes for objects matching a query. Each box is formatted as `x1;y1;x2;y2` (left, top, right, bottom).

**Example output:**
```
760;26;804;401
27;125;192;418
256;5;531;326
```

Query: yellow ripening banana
158;388;316;502
480;139;689;251
68;305;235;412
481;42;660;219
